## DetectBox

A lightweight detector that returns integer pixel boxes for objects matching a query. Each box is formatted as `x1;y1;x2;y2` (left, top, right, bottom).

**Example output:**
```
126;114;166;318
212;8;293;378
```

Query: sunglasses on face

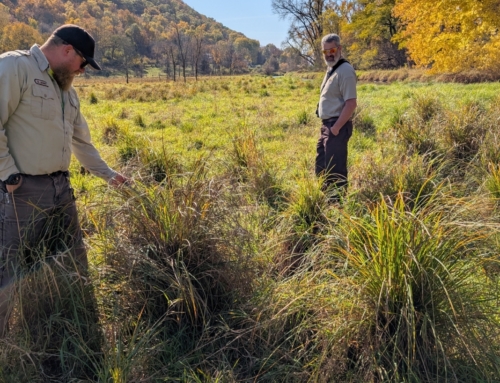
73;47;88;68
322;47;338;55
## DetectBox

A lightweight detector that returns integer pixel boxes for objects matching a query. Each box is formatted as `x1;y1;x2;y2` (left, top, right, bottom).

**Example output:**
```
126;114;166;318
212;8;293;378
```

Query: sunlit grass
2;75;500;382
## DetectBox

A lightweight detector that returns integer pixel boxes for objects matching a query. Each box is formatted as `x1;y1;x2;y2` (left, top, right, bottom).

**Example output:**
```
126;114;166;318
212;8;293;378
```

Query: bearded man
0;25;127;376
316;33;357;202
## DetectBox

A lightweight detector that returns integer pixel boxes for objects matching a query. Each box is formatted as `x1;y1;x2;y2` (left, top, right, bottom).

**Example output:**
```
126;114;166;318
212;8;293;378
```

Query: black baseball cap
53;24;101;70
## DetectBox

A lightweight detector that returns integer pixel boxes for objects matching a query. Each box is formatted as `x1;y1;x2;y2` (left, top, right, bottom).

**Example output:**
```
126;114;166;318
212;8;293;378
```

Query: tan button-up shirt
318;61;357;120
0;44;116;181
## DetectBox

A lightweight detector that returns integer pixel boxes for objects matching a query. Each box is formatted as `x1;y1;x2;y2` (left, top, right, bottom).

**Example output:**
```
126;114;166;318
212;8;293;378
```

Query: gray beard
325;58;338;68
52;67;75;91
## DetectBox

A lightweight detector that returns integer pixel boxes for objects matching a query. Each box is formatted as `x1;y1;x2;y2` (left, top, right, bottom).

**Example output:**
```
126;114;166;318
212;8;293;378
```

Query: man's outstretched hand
109;173;130;187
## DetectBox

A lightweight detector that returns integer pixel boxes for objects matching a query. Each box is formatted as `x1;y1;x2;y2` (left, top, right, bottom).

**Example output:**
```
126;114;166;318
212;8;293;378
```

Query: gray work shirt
0;44;116;181
318;62;357;120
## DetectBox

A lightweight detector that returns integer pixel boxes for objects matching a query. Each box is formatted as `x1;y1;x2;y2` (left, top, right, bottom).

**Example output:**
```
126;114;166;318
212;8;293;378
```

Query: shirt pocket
30;85;56;120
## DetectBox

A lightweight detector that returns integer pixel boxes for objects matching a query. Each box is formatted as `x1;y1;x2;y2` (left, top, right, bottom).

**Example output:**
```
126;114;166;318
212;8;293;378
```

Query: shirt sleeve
0;56;23;180
71;101;117;182
339;65;357;101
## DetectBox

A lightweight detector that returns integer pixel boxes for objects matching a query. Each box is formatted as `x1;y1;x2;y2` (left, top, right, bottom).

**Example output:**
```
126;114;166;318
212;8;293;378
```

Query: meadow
1;73;500;382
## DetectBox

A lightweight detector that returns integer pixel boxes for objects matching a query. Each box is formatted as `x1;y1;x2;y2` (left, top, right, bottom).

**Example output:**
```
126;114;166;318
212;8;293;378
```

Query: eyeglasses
73;47;88;69
322;47;338;55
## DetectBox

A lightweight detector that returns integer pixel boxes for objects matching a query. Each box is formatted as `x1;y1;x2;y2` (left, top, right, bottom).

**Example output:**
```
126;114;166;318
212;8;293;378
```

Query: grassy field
1;74;500;382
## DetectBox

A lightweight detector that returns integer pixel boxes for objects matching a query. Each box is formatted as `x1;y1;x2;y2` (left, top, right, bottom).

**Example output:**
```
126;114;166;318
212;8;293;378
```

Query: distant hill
1;0;247;43
0;0;299;76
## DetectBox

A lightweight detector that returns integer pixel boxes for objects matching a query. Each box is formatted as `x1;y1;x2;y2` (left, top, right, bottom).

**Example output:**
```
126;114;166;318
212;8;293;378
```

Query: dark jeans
315;119;353;191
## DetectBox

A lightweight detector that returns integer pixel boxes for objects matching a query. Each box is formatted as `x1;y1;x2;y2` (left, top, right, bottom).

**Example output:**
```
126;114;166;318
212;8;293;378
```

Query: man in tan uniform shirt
0;25;127;373
316;33;357;201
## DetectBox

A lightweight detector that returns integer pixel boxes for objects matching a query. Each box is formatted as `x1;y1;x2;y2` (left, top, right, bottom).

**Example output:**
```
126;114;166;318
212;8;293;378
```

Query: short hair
321;34;340;46
45;34;68;47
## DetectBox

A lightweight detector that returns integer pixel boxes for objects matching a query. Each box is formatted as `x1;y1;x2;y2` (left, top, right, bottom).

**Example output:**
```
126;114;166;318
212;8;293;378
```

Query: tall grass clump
485;162;500;200
277;175;329;259
0;226;103;381
352;148;446;204
133;113;146;128
297;110;311;126
328;191;500;381
442;101;488;162
89;92;98;104
393;94;442;155
229;130;284;208
138;148;184;184
101;117;123;145
100;163;256;378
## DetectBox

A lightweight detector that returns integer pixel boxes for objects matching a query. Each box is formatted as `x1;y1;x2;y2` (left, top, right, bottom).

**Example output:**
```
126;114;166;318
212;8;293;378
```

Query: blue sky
182;0;290;48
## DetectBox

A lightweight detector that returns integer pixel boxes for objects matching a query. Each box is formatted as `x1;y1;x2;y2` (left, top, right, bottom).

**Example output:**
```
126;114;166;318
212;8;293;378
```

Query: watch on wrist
5;173;22;186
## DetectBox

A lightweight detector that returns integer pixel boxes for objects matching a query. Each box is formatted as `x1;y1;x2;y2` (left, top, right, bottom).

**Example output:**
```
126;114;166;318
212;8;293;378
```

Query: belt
22;171;70;178
322;116;339;124
48;170;70;177
322;118;354;125
321;116;339;124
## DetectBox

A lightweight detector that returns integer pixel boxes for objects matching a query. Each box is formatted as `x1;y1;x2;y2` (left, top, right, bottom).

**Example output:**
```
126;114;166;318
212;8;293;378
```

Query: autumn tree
166;39;179;81
343;0;406;69
0;4;10;33
189;24;205;80
171;21;191;82
280;46;305;71
211;42;224;75
113;35;137;83
234;37;260;65
272;0;328;67
0;22;42;52
393;0;500;73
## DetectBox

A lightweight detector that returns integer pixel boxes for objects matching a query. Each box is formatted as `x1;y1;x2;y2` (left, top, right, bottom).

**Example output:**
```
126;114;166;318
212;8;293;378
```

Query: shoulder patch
34;79;49;87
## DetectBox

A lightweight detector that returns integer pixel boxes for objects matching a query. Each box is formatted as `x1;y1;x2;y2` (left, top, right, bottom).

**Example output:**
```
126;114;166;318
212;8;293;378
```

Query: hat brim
85;56;101;70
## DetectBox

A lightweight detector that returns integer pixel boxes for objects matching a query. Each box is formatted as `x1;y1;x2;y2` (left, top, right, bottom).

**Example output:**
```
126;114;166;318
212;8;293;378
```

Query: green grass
1;75;500;382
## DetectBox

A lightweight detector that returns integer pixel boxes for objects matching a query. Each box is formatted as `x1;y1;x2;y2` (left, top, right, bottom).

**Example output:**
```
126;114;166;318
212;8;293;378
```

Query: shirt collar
30;44;50;72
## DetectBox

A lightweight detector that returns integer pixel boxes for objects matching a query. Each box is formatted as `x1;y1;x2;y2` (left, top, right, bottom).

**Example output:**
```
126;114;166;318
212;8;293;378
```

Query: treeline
2;0;494;77
273;0;500;73
0;0;303;80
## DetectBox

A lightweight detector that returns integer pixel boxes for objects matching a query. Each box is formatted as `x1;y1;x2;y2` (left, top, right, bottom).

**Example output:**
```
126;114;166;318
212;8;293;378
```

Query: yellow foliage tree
0;22;42;52
0;4;10;33
393;0;500;73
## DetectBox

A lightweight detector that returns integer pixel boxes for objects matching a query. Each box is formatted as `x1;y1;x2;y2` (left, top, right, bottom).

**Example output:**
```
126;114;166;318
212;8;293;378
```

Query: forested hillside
0;0;297;77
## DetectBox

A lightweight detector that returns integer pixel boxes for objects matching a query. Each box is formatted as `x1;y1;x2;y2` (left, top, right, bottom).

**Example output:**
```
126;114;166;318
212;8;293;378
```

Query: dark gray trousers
0;172;86;335
315;119;353;190
0;172;102;378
